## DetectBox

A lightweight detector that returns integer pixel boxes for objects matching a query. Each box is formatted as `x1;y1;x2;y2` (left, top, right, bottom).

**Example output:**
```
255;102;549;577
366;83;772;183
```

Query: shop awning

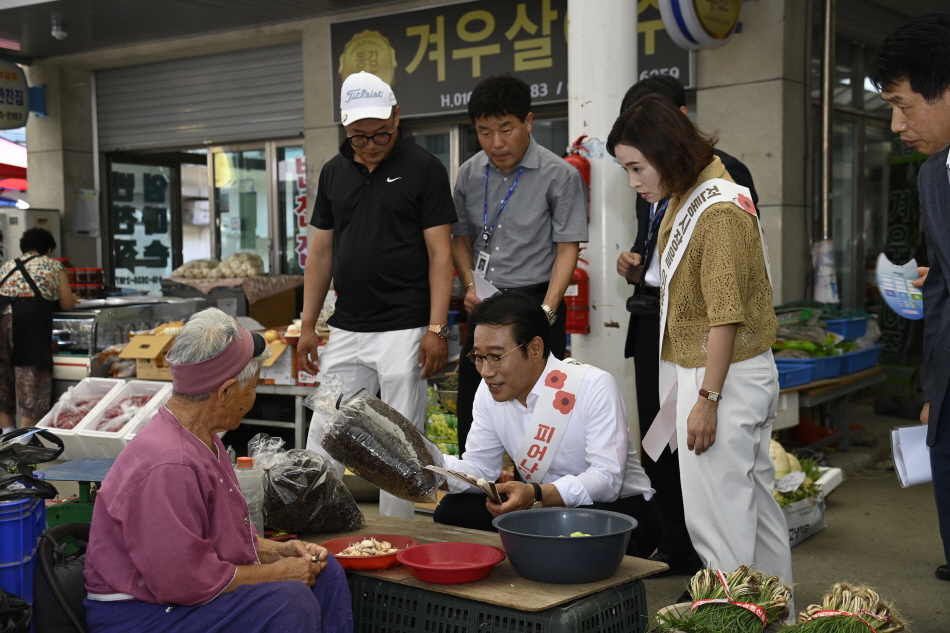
0;138;27;180
0;178;27;191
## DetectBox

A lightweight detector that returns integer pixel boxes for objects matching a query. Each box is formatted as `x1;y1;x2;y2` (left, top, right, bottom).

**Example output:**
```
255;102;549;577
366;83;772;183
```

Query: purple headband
166;323;265;396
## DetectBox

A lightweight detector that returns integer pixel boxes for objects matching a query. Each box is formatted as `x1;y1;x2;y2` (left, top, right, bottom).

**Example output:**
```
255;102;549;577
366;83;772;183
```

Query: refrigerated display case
51;296;210;386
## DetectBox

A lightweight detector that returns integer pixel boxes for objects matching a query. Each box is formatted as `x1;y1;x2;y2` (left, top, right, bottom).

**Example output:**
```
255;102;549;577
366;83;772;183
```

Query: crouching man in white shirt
433;291;662;557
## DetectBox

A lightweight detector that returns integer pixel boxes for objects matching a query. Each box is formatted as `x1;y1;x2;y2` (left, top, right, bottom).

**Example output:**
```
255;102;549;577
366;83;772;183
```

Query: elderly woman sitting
83;308;352;633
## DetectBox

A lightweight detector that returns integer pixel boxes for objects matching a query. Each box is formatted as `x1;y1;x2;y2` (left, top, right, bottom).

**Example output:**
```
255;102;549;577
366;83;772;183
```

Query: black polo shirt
311;131;455;332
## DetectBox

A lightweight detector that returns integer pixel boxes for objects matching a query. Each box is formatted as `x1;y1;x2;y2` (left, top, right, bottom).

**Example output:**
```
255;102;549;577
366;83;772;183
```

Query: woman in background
0;227;75;433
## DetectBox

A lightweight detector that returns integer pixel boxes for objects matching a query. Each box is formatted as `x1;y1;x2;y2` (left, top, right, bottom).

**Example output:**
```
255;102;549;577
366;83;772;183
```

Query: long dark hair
606;94;717;198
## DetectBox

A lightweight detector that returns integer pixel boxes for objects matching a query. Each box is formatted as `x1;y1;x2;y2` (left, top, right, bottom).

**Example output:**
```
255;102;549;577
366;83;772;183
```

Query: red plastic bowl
319;534;419;571
395;542;506;584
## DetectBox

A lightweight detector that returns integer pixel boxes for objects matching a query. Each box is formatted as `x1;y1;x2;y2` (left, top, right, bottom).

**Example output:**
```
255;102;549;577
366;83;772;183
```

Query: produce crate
824;317;868;341
839;344;883;374
37;377;125;460
775;355;842;381
76;380;173;459
349;575;647;633
778;365;812;389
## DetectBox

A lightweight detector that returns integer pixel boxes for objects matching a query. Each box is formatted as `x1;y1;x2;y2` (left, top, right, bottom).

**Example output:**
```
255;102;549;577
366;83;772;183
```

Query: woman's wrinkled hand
273;556;325;586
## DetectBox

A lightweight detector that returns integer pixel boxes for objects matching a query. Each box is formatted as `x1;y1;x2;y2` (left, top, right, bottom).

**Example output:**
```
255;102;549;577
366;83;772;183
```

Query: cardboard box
259;341;296;386
119;334;176;381
783;496;826;548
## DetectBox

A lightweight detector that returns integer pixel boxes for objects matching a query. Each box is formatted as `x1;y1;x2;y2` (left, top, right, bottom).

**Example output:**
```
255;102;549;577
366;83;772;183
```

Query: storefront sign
331;0;568;119
331;0;693;119
292;156;308;269
638;0;694;88
0;59;28;130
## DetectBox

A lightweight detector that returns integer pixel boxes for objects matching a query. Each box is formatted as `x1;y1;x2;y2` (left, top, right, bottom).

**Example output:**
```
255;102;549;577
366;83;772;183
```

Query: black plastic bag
0;590;31;633
0;472;59;501
320;389;444;504
251;435;363;534
0;428;64;476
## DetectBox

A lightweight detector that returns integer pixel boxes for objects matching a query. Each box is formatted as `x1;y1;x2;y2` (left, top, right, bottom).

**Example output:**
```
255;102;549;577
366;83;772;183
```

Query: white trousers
306;325;428;519
671;349;794;591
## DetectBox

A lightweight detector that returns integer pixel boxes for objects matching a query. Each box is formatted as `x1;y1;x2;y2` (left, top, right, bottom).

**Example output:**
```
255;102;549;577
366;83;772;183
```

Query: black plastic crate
349;575;647;633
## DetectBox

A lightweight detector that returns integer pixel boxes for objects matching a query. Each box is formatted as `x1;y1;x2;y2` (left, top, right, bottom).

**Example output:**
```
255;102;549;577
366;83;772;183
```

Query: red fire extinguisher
565;254;590;334
563;135;591;215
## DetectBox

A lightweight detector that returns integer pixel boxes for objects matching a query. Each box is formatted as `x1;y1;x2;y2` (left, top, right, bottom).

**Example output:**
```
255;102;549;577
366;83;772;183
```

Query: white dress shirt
442;355;654;506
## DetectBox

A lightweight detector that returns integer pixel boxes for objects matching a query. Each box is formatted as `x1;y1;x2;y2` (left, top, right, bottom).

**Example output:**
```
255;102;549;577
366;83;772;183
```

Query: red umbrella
0;138;27;180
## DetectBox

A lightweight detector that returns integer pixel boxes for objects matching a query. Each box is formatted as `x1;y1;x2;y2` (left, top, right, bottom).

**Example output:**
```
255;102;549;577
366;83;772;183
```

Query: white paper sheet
472;272;500;301
891;424;932;487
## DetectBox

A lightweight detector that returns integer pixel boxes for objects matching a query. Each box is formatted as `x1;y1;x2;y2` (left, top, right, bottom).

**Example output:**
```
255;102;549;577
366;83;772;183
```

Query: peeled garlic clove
380;541;392;550
360;539;374;548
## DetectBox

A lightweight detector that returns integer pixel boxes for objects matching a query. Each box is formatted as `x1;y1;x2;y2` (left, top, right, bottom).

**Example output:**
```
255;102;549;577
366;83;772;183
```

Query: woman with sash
606;95;793;589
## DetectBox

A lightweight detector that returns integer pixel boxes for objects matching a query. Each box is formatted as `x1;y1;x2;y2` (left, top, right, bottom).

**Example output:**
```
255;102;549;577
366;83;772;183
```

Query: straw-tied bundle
652;565;792;632
784;582;907;632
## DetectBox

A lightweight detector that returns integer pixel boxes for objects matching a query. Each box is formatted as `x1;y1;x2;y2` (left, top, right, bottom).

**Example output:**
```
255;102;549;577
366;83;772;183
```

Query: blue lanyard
645;199;670;256
482;164;525;244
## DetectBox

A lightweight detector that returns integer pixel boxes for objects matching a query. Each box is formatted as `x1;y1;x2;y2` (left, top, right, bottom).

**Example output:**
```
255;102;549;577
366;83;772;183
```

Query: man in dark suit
615;75;759;574
870;11;950;583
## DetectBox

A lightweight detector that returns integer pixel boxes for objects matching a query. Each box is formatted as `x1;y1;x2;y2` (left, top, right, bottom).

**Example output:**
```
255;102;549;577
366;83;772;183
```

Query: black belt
497;282;549;294
635;285;660;298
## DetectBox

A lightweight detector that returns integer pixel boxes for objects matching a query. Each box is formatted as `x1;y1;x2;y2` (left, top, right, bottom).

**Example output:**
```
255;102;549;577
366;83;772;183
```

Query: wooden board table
303;514;667;612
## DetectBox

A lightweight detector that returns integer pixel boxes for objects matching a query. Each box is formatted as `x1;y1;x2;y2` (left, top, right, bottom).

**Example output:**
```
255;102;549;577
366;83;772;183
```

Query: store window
108;161;178;295
214;149;271;273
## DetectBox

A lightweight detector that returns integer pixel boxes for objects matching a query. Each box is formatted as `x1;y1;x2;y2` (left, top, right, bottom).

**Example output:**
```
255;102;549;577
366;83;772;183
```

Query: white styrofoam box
37;378;125;460
76;381;173;459
816;466;843;498
773;391;799;431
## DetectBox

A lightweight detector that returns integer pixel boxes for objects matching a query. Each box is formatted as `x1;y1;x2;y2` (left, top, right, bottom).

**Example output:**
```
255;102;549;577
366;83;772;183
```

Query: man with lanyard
432;291;661;558
614;76;760;576
452;74;588;455
870;11;950;583
299;71;456;519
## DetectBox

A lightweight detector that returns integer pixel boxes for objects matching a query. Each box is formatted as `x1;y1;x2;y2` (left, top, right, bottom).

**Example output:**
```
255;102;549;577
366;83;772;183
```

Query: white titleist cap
340;71;397;125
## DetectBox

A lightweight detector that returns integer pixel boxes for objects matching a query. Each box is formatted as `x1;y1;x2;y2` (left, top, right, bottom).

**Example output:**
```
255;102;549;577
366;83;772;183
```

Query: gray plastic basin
492;508;636;584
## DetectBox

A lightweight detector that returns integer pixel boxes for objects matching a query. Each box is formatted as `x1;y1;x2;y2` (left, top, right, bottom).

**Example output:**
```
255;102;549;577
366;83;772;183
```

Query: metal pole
820;0;835;240
567;0;639;440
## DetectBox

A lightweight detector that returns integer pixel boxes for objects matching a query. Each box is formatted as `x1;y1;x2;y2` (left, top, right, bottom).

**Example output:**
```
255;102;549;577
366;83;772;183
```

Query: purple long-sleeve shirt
84;406;259;605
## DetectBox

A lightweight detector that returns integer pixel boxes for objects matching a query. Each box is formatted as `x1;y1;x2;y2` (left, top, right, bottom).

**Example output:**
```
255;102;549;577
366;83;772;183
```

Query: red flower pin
553;390;576;414
545;370;568;389
737;193;757;216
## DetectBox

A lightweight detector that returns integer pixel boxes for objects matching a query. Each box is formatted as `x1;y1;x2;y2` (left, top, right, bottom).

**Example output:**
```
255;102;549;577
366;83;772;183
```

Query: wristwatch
541;304;557;325
698;388;722;402
529;483;543;509
428;324;450;339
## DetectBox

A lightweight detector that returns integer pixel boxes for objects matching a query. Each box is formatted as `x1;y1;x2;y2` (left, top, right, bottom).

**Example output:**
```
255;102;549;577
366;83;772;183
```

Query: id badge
475;251;490;278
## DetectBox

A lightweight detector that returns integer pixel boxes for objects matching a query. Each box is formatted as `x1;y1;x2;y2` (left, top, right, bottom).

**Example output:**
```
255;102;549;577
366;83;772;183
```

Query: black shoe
649;552;703;577
937;565;950;581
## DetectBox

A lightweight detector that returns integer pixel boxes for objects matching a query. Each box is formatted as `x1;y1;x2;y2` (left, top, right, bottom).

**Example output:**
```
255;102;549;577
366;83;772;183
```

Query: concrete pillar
567;1;640;431
24;63;99;267
695;0;810;304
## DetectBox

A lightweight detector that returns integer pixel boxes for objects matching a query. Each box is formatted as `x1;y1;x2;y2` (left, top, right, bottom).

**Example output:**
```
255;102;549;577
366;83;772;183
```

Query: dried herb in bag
321;389;444;504
252;435;364;534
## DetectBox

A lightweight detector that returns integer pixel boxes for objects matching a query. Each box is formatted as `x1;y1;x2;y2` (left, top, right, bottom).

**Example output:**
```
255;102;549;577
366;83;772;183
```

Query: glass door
277;145;307;275
106;159;180;294
213;147;271;273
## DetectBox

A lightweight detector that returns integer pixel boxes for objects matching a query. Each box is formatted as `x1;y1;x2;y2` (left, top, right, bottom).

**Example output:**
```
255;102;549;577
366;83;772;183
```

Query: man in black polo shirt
299;71;456;519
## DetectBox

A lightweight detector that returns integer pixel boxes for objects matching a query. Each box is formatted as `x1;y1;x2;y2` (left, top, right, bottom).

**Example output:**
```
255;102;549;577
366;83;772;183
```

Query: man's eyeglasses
347;127;395;148
466;343;525;368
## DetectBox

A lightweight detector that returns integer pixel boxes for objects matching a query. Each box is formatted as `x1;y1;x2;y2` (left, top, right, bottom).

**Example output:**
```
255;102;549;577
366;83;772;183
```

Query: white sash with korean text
514;358;591;483
641;178;772;461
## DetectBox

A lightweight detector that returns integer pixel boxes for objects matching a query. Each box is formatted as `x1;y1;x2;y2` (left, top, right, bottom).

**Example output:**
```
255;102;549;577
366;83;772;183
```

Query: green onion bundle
651;565;792;633
784;582;906;632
